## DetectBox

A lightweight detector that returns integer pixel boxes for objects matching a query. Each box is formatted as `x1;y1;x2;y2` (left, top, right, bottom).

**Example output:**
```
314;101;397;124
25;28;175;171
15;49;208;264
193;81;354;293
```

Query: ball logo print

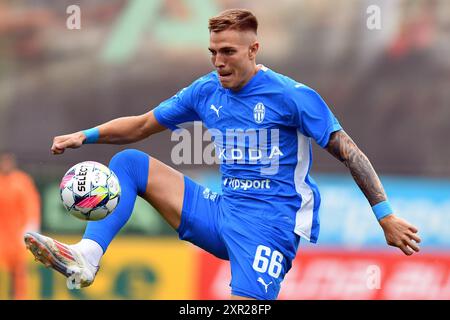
253;103;265;124
60;161;121;221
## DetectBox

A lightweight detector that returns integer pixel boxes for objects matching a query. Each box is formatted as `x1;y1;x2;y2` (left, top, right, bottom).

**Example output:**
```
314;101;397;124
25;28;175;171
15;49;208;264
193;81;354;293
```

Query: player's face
209;29;259;91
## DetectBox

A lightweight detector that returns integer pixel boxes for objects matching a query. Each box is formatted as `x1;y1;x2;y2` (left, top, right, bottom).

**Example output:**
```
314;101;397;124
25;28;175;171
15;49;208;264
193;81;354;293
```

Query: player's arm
325;130;421;255
51;110;165;154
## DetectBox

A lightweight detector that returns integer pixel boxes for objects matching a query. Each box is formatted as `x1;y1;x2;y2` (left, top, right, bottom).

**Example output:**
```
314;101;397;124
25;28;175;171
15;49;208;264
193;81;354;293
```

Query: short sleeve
286;84;342;148
153;81;202;131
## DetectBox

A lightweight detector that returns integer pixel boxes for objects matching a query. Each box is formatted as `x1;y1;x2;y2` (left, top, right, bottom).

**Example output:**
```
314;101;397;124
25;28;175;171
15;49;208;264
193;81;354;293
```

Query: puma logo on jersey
257;277;273;293
210;104;223;118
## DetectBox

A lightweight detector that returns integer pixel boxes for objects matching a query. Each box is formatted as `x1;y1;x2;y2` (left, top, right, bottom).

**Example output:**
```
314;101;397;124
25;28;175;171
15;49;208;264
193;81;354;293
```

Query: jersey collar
221;64;268;95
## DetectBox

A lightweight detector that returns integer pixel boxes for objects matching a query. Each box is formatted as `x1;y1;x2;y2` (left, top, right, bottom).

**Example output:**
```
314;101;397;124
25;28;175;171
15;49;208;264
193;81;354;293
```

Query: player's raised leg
81;149;184;252
25;148;185;288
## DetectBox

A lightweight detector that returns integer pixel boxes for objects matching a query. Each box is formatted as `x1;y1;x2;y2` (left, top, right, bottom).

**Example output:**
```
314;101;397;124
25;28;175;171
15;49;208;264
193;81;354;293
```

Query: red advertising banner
197;249;450;300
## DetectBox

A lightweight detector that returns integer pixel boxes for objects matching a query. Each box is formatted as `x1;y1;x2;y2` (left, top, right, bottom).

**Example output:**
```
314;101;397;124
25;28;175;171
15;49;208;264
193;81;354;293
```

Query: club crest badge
253;103;265;124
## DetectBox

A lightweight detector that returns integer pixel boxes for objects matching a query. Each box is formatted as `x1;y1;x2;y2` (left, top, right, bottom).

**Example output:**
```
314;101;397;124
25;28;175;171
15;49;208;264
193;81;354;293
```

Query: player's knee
110;149;147;166
109;149;150;194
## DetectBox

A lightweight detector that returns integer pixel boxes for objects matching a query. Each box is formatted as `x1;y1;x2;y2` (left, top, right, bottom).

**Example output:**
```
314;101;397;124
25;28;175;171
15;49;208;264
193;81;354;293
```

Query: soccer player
25;9;421;300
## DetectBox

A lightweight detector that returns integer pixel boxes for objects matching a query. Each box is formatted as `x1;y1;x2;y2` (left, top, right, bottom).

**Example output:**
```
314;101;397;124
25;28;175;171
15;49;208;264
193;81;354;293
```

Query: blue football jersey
153;65;342;243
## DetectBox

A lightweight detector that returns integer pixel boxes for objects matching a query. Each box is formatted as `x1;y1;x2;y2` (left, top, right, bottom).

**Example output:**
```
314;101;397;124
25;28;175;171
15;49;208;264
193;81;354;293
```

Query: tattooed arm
325;130;386;206
325;130;421;255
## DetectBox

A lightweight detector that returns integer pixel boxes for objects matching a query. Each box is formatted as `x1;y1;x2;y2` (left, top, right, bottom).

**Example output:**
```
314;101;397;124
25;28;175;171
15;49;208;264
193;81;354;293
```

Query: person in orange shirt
0;150;41;299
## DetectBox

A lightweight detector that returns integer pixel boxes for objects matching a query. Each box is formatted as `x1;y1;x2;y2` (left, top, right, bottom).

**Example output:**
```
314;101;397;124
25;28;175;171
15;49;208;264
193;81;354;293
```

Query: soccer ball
59;161;121;221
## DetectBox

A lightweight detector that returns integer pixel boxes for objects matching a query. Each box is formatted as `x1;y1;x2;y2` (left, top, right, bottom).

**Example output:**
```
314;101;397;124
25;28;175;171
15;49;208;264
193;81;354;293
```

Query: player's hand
379;214;421;256
51;132;86;155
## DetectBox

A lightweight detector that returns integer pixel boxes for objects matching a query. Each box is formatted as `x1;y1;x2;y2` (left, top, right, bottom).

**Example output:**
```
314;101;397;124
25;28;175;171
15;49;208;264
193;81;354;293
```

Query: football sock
71;238;103;267
82;149;150;253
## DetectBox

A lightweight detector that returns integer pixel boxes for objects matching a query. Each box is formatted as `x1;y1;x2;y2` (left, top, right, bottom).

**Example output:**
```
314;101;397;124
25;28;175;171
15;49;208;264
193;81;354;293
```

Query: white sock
71;239;103;267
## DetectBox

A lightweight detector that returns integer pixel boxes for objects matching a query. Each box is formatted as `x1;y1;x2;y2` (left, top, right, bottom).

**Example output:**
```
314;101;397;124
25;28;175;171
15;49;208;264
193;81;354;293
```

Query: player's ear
248;42;259;60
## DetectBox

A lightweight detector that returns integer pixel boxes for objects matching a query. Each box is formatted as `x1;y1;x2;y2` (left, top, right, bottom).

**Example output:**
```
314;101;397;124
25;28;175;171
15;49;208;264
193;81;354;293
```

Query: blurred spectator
0;150;41;299
388;0;437;59
0;2;52;62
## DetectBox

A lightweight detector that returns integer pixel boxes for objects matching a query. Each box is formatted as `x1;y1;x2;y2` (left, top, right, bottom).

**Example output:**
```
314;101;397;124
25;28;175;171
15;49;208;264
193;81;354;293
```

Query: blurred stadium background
0;0;449;299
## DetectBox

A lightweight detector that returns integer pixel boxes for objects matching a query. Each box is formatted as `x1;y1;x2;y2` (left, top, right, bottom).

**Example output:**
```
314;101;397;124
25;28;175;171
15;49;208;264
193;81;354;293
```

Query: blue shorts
177;176;300;300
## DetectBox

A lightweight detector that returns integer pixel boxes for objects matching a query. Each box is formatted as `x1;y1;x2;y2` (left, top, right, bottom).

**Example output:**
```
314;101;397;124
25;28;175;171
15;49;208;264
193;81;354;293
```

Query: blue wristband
372;201;393;221
82;128;100;144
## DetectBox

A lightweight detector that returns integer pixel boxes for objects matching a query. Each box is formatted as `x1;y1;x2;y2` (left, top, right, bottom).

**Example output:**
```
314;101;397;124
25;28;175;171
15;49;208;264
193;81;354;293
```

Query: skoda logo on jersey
253;103;265;124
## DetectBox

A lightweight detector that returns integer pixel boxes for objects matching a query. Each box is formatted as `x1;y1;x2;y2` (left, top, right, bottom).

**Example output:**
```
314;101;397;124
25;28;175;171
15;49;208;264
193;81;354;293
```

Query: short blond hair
208;9;258;34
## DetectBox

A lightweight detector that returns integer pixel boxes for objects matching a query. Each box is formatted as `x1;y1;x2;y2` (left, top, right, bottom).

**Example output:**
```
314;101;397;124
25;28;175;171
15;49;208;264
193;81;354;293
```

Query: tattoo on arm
326;130;386;206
